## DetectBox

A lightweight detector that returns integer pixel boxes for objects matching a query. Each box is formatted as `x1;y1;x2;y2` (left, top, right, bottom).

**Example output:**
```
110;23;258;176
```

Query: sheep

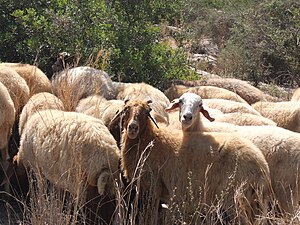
173;77;279;104
14;109;120;224
110;99;270;224
0;81;15;177
51;52;75;74
168;92;300;215
76;95;124;144
213;112;277;126
164;84;248;103
252;101;300;133
203;98;261;116
114;82;170;124
18;92;65;136
291;88;300;102
0;66;30;115
51;66;115;110
0;63;52;96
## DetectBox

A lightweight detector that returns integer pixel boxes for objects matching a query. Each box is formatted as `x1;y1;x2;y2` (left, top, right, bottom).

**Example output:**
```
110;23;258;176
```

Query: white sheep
203;98;261;116
0;63;52;97
76;95;125;144
15;109;120;224
75;95;124;125
291;88;300;102
252;101;300;133
51;66;115;110
164;84;248;103
0;66;30;115
110;98;270;224
169;92;300;215
18;92;65;136
0;81;15;175
114;82;170;124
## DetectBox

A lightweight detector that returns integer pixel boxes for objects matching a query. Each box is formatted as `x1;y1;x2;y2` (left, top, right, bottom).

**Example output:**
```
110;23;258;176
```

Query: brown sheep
0;63;52;97
111;99;270;224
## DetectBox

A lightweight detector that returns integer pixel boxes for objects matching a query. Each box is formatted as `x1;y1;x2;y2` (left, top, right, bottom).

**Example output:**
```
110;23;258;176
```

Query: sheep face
166;93;214;130
110;100;156;140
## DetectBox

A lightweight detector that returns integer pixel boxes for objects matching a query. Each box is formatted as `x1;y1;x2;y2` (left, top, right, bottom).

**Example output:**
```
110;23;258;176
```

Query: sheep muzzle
127;120;139;139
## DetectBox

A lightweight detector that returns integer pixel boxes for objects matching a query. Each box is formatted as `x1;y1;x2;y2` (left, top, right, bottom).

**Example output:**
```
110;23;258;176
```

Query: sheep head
109;99;158;139
165;93;214;130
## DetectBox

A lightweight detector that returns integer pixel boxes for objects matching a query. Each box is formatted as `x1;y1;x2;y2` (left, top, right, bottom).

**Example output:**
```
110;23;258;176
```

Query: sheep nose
129;122;138;131
183;113;193;121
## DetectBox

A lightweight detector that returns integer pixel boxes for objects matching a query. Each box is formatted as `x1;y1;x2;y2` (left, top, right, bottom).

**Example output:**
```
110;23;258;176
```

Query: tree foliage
217;0;300;86
0;0;195;89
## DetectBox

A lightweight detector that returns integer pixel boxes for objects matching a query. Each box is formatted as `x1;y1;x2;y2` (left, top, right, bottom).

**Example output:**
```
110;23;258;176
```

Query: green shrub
218;0;300;86
0;0;194;87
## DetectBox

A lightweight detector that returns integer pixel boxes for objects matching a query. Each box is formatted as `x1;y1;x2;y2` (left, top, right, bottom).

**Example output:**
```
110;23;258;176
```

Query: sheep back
0;66;30;115
52;66;115;110
174;78;279;104
19;92;65;135
76;95;125;145
203;98;261;115
252;101;300;132
0;81;15;150
234;125;300;213
18;110;120;197
214;112;277;126
0;63;52;96
165;84;248;103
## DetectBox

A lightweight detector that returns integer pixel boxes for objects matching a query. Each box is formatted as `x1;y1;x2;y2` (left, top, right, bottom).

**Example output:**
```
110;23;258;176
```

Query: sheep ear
165;98;180;112
200;104;215;122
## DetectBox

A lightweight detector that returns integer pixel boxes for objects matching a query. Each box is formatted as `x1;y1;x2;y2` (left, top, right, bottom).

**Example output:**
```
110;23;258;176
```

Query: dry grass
2;144;300;225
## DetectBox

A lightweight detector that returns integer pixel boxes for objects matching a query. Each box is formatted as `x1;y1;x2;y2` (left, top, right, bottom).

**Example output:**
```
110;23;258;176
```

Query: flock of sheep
1;61;300;224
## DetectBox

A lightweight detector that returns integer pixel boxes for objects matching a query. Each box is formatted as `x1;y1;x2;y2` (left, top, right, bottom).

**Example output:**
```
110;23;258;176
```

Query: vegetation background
0;0;299;89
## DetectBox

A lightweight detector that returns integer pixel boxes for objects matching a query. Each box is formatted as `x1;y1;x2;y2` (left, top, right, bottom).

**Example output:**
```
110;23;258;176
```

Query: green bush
218;0;300;86
0;0;195;88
